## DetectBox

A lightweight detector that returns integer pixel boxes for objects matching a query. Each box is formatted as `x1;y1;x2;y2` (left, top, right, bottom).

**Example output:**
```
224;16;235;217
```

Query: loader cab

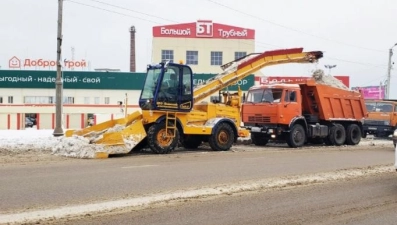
139;62;194;111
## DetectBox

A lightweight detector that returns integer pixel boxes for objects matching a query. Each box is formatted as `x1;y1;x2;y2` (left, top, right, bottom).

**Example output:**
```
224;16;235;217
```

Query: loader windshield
141;68;162;99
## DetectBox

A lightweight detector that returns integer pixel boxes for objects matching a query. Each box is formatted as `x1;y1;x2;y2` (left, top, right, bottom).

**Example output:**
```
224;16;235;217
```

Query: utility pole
386;43;397;99
53;0;64;137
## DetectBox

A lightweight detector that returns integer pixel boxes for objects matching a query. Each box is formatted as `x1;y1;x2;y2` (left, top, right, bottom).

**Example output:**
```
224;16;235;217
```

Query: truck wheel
209;123;235;151
345;124;361;145
147;122;179;154
287;124;306;148
327;124;346;146
181;135;202;149
251;133;269;146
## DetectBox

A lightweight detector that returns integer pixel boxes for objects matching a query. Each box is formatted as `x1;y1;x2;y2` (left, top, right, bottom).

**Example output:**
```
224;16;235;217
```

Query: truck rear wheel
345;124;361;145
209;123;235;151
327;124;346;146
251;133;269;146
147;122;179;154
287;124;305;148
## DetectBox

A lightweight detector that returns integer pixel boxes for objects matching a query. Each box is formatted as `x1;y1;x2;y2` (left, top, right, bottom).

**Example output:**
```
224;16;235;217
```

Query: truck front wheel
287;124;306;148
209;123;235;151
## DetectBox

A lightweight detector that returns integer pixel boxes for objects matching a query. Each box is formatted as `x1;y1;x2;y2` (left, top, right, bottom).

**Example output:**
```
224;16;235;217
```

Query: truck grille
364;120;386;125
248;116;271;123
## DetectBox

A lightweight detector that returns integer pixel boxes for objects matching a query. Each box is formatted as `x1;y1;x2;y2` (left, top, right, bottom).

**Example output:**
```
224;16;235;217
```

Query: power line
68;0;387;68
85;0;178;23
67;0;163;24
206;0;386;53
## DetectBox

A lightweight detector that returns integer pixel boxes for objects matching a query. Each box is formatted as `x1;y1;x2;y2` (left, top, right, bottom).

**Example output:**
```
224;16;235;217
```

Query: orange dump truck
363;99;397;138
241;79;367;147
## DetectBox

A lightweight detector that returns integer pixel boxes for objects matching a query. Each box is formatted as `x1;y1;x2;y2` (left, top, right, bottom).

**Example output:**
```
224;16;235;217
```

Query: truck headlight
384;121;390;125
394;130;397;136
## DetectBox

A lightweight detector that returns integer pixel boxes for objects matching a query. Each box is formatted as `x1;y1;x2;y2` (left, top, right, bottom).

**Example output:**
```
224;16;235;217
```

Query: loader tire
147;122;179;154
326;124;346;146
251;133;269;146
209;123;235;151
345;124;361;145
286;124;305;148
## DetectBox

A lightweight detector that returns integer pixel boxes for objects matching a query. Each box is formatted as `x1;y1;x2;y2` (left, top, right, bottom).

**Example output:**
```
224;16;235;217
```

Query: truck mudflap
65;111;147;158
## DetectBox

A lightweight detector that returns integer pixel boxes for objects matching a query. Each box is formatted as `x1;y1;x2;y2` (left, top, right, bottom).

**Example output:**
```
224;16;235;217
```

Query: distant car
27;117;37;125
393;129;397;148
25;117;34;128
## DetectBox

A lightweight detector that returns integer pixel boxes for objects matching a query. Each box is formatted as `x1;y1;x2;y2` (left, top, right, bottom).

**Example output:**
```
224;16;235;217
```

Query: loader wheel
251;133;269;146
345;124;361;145
209;123;235;151
147;122;179;154
326;124;346;146
287;124;305;148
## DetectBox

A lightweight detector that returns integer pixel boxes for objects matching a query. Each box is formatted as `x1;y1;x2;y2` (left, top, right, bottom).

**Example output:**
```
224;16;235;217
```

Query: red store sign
256;76;350;88
153;20;255;39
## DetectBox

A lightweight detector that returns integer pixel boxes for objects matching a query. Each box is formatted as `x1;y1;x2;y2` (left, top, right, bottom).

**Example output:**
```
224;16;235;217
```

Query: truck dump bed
300;79;366;121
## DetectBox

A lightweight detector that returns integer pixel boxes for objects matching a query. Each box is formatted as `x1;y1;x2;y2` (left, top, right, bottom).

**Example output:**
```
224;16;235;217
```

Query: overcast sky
1;0;397;97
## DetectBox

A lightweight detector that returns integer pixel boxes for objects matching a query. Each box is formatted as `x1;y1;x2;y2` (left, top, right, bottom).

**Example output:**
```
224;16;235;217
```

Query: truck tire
327;124;346;146
209;123;235;151
345;124;361;145
287;124;306;148
147;122;179;154
181;135;202;149
251;133;269;146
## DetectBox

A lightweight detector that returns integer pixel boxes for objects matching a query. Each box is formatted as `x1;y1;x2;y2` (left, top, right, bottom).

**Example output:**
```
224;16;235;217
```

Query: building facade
0;70;254;130
152;20;256;74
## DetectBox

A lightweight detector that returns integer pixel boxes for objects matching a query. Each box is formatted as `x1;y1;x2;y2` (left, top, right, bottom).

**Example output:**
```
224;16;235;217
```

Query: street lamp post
386;43;397;99
324;64;337;76
53;0;64;137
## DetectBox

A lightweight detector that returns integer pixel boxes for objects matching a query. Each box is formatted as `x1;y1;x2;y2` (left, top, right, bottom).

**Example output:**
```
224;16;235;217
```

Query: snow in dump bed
311;69;350;90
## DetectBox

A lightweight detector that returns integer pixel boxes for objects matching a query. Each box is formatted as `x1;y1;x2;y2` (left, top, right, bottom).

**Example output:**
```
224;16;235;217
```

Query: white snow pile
52;135;105;159
312;69;349;90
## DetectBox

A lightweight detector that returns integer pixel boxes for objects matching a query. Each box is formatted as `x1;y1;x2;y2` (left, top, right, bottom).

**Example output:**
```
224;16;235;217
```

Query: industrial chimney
129;26;136;72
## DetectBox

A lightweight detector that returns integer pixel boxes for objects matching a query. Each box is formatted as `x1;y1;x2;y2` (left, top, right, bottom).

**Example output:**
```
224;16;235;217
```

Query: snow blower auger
65;110;147;158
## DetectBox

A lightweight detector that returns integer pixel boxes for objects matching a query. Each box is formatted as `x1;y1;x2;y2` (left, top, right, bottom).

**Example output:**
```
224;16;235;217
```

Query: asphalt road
0;143;394;215
58;172;397;225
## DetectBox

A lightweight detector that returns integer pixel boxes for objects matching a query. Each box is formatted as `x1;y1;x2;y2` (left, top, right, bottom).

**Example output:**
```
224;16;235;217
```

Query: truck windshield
246;88;283;103
365;102;394;112
141;68;161;99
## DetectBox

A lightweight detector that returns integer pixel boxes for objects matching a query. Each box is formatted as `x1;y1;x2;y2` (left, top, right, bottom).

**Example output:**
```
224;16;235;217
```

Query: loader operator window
141;68;161;99
159;66;180;102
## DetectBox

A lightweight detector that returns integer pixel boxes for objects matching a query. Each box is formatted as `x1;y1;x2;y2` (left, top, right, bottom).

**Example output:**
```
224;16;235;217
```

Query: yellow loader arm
193;48;322;103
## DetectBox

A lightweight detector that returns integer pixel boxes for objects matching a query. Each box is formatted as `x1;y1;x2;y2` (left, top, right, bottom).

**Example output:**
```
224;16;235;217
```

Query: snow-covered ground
0;128;394;159
0;128;103;159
